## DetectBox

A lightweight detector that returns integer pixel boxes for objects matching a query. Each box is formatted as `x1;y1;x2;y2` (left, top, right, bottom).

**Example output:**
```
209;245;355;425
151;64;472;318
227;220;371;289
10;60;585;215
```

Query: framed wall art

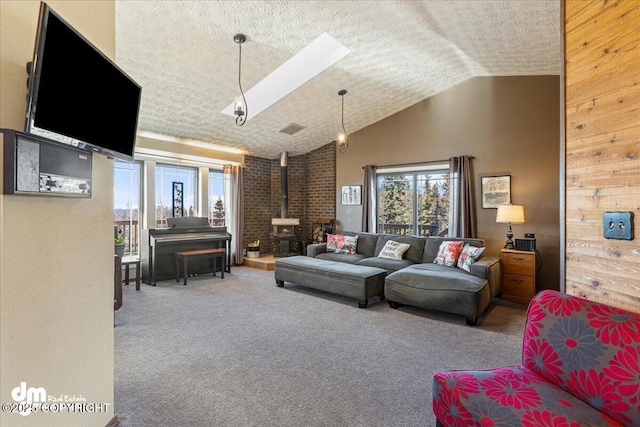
341;185;362;205
481;175;511;209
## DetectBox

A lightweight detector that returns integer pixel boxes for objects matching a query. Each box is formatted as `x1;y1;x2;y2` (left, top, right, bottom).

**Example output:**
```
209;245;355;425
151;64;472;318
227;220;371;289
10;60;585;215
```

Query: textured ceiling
115;0;560;159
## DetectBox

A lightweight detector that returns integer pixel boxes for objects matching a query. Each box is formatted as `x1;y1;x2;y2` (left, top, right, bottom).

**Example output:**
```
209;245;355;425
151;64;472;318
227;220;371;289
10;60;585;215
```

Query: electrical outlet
603;212;634;240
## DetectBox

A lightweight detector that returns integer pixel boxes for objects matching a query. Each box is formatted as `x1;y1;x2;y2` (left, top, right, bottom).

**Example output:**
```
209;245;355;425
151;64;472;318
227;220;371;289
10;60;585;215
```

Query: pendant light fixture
337;89;348;153
233;33;248;126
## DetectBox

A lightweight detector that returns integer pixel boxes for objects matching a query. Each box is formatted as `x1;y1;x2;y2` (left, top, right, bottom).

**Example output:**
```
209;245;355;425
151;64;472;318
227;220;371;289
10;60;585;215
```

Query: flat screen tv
25;2;141;162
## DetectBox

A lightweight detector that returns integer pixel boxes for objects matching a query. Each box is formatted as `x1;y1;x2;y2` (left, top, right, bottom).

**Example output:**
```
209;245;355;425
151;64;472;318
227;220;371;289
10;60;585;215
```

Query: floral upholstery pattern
433;241;464;267
433;290;640;427
326;234;358;254
456;244;486;272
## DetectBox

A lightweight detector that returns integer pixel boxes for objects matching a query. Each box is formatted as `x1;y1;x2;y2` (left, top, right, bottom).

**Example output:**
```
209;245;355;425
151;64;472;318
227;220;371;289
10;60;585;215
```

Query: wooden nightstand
501;249;537;304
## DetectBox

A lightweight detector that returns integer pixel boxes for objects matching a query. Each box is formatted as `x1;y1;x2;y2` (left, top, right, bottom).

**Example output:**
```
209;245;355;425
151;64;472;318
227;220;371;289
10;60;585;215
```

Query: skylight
221;33;350;121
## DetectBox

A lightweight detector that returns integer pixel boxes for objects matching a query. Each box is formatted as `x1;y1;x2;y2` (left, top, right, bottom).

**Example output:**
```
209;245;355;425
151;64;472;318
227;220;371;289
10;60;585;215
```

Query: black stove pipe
280;152;288;218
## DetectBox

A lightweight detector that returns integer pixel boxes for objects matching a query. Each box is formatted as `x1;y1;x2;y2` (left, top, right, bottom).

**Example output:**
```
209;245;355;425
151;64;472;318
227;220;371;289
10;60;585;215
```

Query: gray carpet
115;266;527;427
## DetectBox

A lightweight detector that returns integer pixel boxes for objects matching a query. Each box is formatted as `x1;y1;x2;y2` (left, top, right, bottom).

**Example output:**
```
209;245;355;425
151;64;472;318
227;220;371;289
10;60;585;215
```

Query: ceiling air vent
279;123;306;135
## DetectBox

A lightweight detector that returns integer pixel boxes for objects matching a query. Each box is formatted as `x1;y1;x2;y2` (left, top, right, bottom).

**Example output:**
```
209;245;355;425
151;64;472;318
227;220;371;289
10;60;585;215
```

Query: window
377;167;450;237
208;169;226;226
114;161;141;255
155;164;197;228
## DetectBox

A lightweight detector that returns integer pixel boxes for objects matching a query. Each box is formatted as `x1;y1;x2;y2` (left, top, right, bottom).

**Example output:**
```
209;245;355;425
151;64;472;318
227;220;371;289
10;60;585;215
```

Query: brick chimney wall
243;142;336;254
304;142;336;241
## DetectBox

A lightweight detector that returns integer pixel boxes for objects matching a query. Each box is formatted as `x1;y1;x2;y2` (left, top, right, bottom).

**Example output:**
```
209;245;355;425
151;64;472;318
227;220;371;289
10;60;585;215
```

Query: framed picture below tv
25;2;141;162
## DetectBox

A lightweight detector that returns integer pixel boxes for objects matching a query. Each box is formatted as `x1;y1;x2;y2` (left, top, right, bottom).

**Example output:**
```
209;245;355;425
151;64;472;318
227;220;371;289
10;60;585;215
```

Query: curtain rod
362;156;475;169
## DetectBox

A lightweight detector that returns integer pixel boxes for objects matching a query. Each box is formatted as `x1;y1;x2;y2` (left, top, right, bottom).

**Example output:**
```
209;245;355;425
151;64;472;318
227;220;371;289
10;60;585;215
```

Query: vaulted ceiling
116;0;560;159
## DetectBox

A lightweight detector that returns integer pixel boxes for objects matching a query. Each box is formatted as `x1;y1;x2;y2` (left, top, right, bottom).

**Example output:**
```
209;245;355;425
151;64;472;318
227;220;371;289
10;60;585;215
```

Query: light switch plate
603;212;634;240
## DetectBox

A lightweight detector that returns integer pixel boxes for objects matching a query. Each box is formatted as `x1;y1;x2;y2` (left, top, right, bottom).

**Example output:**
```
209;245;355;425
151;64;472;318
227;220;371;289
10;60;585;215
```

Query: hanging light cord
341;95;347;136
339;91;349;153
236;40;248;126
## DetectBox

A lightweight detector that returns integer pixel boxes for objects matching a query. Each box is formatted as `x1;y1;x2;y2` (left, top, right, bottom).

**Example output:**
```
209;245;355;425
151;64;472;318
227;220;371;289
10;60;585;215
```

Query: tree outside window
378;175;414;235
417;173;450;236
208;169;226;226
377;168;450;237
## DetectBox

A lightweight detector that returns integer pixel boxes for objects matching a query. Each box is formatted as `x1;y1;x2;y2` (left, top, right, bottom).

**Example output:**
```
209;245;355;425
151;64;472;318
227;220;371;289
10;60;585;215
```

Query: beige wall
337;76;561;290
1;1;116;426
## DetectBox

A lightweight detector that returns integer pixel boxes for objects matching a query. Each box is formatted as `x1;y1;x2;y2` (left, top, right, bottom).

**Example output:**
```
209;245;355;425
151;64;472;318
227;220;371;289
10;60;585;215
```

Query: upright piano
140;217;232;285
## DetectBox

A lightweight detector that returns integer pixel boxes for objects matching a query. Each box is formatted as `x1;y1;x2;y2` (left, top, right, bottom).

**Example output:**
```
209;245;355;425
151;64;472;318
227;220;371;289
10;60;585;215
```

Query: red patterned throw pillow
326;233;340;252
433;241;464;267
326;234;358;254
457;244;486;272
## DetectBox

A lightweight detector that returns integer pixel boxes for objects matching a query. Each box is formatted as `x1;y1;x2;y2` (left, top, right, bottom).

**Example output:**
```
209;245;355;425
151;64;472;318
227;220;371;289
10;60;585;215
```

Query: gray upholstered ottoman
384;263;491;325
274;256;387;308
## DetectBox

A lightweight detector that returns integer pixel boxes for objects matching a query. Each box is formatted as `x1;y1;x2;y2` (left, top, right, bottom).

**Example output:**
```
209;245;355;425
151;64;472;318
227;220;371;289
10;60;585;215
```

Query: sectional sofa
275;231;501;325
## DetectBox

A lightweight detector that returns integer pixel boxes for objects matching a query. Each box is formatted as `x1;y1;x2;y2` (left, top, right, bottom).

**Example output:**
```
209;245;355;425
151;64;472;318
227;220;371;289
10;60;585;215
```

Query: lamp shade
496;204;525;224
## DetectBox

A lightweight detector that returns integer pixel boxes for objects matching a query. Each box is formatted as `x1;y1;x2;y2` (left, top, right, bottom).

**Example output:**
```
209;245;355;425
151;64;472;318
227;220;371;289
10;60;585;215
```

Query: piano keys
140;217;232;285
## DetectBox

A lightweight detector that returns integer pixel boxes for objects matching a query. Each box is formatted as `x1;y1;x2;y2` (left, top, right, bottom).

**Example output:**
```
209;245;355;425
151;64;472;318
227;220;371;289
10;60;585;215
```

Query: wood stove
271;218;300;257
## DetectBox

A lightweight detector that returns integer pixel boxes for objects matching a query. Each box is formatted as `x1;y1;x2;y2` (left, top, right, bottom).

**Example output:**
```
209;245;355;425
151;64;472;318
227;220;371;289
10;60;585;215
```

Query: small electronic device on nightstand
515;239;536;251
515;233;536;251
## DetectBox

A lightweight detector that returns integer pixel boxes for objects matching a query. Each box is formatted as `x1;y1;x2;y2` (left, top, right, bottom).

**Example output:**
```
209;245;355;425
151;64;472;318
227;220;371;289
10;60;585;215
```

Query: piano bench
175;248;226;286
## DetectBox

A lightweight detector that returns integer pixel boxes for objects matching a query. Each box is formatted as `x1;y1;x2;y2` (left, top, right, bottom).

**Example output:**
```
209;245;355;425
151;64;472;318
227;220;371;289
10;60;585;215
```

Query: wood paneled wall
564;0;640;312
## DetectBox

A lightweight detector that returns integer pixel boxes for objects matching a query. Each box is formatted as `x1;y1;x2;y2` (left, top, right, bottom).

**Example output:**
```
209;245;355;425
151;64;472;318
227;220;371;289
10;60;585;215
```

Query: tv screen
25;2;141;162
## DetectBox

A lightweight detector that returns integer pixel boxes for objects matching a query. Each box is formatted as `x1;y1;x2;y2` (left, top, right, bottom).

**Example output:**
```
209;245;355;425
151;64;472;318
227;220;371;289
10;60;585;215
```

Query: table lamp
496;204;525;249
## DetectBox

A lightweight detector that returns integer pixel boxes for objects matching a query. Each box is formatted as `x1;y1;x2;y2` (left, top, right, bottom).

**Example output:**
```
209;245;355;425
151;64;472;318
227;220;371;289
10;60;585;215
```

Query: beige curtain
448;156;476;238
224;164;244;265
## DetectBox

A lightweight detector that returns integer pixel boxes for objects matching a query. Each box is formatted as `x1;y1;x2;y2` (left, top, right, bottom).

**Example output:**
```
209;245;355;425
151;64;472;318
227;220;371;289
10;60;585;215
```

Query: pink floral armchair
433;290;640;426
